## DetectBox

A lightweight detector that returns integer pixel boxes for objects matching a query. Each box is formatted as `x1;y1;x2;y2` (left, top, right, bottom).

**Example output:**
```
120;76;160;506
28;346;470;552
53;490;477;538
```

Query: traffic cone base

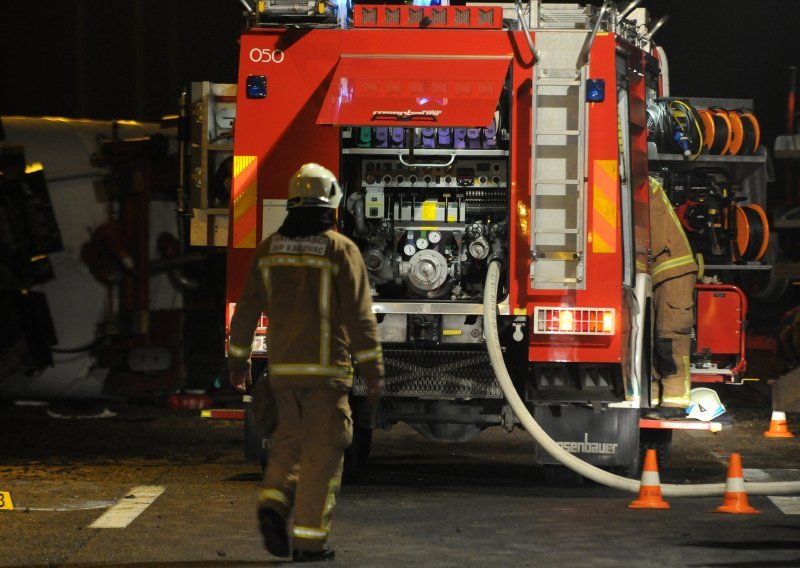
764;410;794;438
629;448;670;509
714;453;761;515
715;494;762;514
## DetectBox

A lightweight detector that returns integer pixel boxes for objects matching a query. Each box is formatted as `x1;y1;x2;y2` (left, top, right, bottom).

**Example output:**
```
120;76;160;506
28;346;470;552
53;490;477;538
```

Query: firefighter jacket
227;230;384;389
648;176;698;285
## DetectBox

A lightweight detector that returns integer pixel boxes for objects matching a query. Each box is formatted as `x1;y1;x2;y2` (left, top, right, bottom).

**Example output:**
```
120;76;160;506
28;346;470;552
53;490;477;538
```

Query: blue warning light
246;75;267;99
586;79;605;102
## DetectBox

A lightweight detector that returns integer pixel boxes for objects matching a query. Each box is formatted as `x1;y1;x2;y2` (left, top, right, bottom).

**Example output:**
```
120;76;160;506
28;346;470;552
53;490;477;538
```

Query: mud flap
533;405;640;471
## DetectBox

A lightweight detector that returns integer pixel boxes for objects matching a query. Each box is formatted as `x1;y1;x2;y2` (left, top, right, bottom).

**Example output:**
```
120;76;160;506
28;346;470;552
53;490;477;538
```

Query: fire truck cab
201;1;755;476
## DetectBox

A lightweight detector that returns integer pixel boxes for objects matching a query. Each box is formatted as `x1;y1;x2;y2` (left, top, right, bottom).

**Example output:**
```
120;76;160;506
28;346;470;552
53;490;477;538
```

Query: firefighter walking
647;175;698;419
227;163;385;562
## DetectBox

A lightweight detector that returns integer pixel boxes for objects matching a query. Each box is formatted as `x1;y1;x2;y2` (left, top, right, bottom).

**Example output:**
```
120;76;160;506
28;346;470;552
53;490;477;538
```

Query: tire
638;428;672;472
542;464;585;486
343;425;372;484
244;396;270;471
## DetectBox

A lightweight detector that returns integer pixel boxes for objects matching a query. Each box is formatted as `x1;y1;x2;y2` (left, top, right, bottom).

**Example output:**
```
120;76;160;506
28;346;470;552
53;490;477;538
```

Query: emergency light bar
533;307;615;335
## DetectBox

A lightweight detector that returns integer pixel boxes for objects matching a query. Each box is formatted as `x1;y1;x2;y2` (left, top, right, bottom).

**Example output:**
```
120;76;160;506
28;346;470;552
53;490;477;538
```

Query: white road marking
26;500;116;512
744;468;800;482
744;469;800;515
88;486;165;529
768;496;800;515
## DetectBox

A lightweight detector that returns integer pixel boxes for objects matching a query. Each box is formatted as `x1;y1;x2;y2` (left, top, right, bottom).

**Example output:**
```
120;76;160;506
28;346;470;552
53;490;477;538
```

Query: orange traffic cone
764;410;795;438
715;453;761;514
629;448;669;509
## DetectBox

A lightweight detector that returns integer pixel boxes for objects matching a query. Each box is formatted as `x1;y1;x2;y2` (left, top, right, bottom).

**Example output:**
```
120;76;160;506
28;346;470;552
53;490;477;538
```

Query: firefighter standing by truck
227;163;385;562
646;175;699;419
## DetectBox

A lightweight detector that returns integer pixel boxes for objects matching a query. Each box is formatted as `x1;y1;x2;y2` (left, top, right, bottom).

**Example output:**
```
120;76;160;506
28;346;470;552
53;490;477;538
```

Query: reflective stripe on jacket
227;230;384;385
648;177;698;286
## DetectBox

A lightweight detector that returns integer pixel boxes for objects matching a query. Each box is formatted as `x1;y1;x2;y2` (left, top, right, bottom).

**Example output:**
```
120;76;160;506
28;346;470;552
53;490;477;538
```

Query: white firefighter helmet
287;163;342;209
685;387;726;421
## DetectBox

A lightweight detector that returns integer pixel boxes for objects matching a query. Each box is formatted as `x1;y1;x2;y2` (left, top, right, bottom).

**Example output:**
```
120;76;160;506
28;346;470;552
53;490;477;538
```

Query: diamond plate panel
353;348;503;399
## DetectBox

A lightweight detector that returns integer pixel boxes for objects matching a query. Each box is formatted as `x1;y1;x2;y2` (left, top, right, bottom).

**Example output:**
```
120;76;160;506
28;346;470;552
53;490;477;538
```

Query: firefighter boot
293;548;336;562
644;406;688;420
258;507;289;558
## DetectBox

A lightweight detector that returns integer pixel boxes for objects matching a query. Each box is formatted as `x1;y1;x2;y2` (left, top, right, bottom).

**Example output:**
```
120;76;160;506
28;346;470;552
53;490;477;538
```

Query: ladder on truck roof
528;3;607;290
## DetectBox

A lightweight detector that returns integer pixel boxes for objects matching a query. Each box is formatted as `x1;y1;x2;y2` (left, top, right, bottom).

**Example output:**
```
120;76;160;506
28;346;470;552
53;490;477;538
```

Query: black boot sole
292;548;336;562
258;508;289;558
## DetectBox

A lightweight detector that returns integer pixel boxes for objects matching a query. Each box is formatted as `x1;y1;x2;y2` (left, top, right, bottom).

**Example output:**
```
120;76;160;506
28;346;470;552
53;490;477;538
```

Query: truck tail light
534;307;615;335
558;310;574;332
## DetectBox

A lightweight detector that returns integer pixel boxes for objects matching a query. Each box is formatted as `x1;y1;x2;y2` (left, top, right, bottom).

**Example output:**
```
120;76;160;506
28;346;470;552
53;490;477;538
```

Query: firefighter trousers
257;384;353;552
653;272;696;408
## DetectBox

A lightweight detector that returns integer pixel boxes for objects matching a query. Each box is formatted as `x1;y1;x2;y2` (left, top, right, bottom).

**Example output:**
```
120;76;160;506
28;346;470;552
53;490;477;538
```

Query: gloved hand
365;376;385;405
229;369;252;393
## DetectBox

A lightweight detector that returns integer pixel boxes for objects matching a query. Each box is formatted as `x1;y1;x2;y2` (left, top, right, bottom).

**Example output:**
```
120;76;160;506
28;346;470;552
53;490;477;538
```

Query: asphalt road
1;400;799;568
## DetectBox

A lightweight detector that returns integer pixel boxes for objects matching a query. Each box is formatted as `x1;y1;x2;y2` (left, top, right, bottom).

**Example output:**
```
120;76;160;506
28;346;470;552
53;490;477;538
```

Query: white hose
655;45;670;97
483;261;800;496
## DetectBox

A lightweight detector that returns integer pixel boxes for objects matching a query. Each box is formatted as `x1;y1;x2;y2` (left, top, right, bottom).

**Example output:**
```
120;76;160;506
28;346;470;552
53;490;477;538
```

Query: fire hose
482;260;800;496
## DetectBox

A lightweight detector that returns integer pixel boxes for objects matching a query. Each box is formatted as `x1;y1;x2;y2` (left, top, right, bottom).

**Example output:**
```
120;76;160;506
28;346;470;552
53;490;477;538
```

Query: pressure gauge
428;231;441;244
216;106;236;130
416;237;429;250
403;243;417;256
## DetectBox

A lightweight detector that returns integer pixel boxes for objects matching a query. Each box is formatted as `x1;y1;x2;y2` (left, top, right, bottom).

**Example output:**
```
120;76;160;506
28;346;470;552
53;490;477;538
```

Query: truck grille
353;348;503;399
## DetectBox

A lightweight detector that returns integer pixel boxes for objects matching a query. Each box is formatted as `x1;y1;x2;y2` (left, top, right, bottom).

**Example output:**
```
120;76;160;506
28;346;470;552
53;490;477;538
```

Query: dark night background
2;1;799;150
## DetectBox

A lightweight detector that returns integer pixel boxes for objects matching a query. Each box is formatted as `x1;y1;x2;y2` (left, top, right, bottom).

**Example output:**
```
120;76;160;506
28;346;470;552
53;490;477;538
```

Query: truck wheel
343;425;372;484
638;428;672;472
542;464;585;486
244;396;270;471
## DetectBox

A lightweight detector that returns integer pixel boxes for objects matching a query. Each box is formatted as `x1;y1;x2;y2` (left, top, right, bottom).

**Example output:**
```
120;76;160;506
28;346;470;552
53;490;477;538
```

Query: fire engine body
222;2;748;473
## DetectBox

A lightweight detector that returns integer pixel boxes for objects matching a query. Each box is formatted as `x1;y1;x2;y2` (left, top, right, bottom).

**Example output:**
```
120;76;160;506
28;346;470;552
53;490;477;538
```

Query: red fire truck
192;1;766;476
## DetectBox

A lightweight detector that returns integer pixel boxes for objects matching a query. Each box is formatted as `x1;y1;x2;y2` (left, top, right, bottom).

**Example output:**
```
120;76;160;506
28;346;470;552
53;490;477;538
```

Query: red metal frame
691;283;748;383
200;408;245;420
639;418;723;432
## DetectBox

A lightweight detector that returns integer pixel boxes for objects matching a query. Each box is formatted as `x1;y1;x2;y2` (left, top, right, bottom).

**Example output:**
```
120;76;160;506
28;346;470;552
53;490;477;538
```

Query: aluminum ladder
528;3;599;290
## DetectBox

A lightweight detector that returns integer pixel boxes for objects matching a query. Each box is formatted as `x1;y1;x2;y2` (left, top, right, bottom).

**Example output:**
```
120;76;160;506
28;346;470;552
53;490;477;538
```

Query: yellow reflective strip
592;160;619;254
259;254;335;367
592;233;613;254
683;354;691;396
661;397;690;407
234;155;256;178
269;364;353;378
354;346;382;363
232;156;258;249
228;343;252;358
321;477;339;530
652;254;695;277
292;526;328;539
635;260;647;272
233;181;257;223
593;161;618;227
258;489;290;508
260;255;335;271
320;267;331;365
260;265;271;302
